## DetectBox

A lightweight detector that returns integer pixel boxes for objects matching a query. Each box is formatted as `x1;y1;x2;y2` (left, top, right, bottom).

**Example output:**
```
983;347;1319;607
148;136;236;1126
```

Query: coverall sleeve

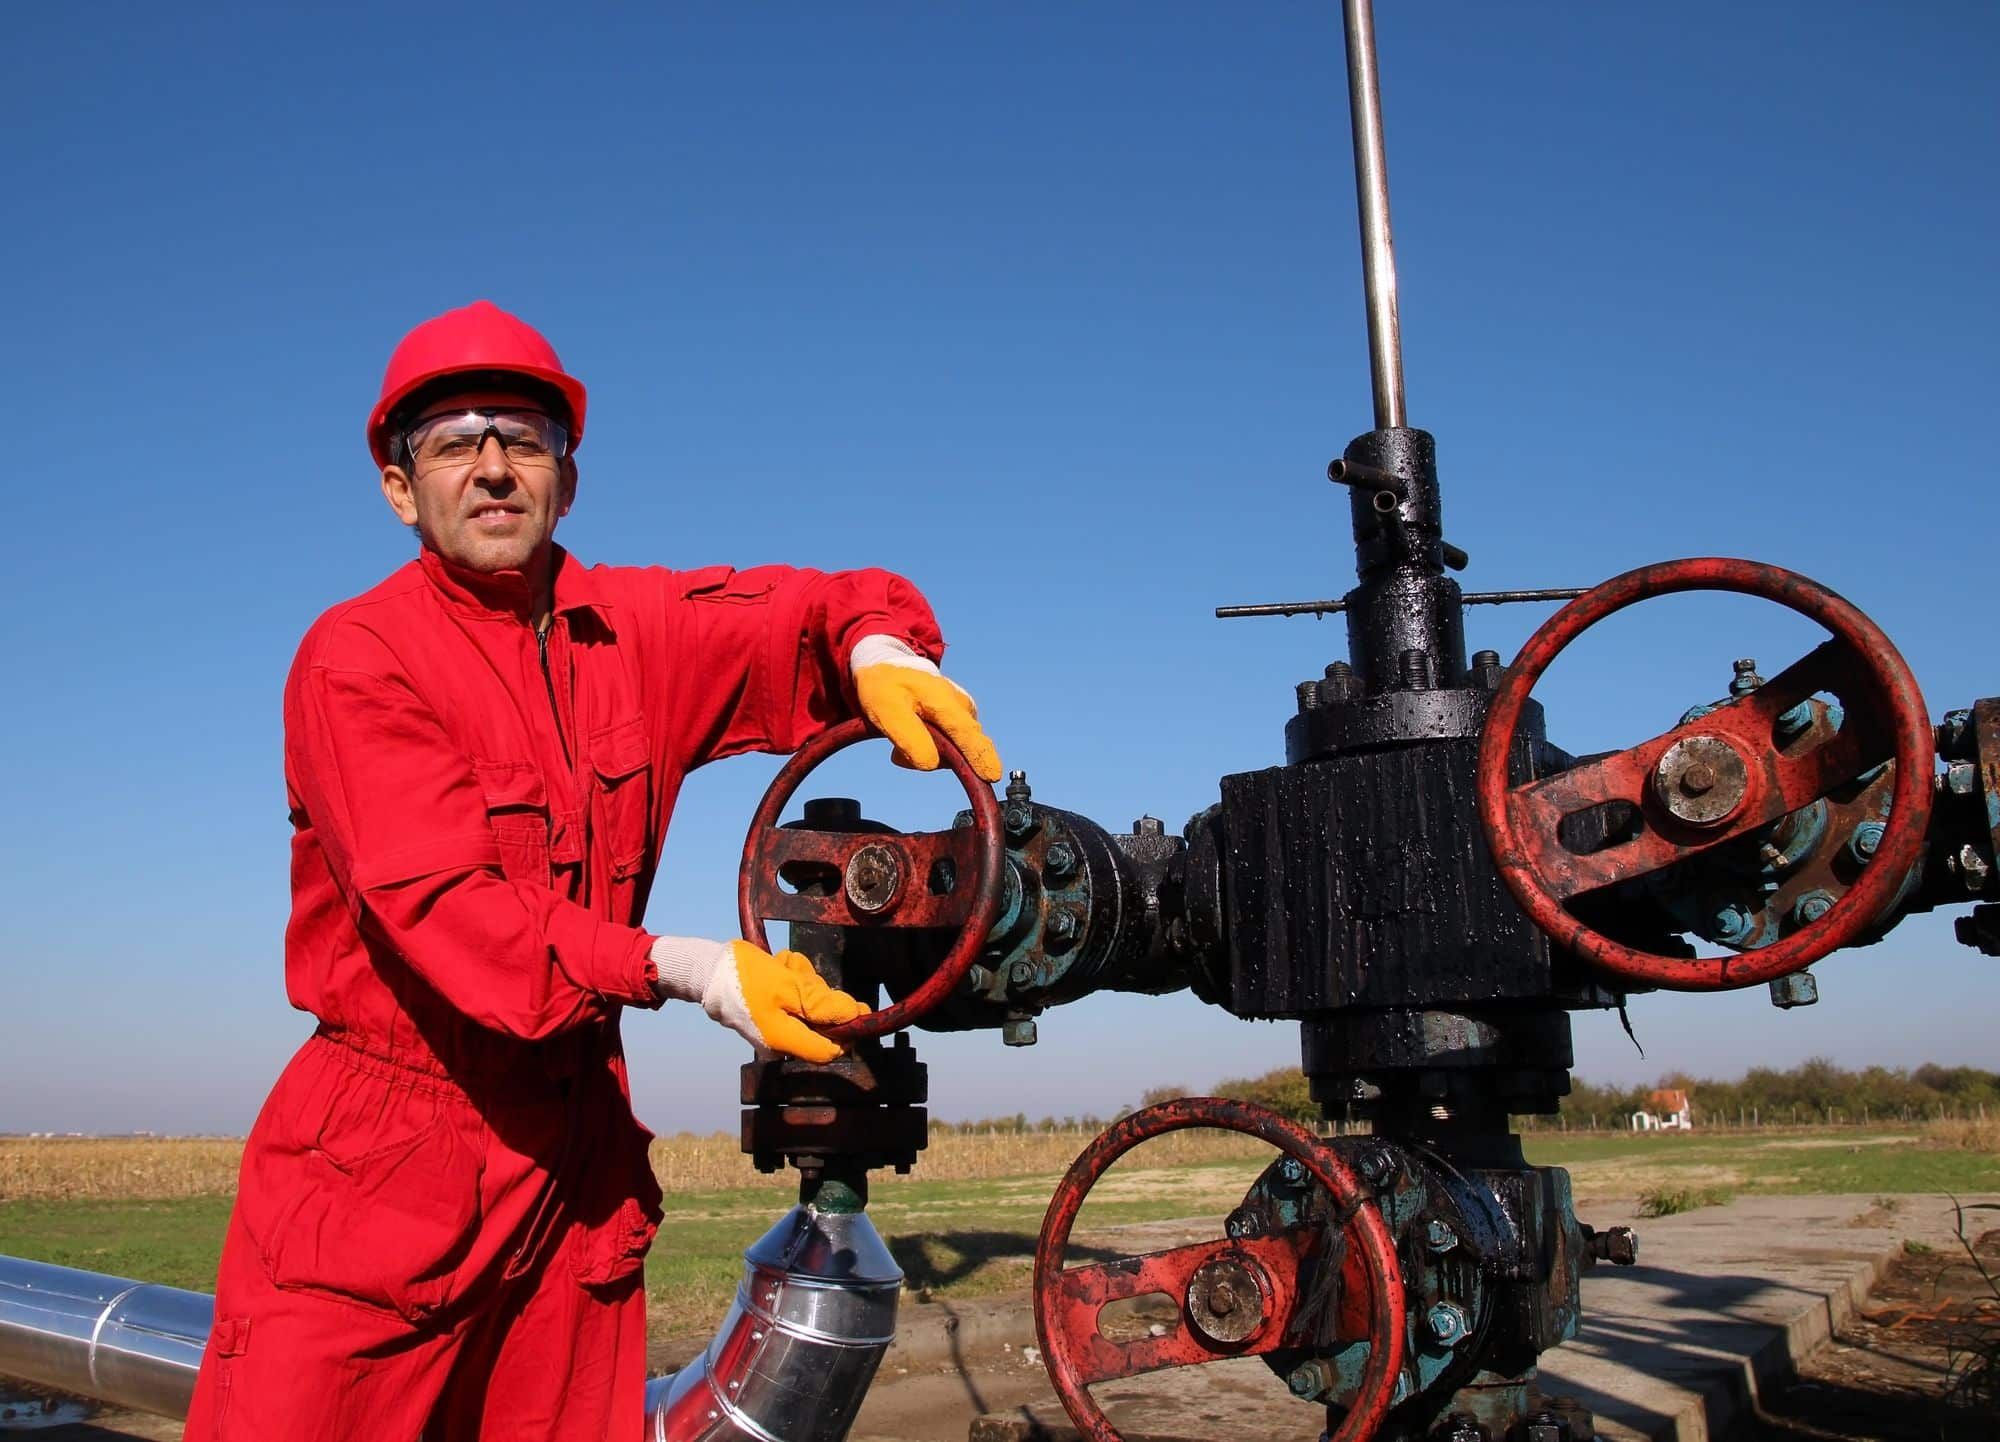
670;564;947;767
288;659;660;1041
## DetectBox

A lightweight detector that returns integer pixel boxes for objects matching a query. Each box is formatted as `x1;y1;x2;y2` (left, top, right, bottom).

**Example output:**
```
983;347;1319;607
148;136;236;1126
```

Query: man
182;300;1001;1441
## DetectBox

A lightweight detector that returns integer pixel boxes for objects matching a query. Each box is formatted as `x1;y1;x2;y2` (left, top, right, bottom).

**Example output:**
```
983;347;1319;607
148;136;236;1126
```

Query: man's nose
473;434;515;485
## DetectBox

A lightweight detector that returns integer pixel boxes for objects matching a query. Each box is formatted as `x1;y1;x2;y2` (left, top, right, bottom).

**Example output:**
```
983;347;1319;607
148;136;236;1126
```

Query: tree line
935;1058;1999;1133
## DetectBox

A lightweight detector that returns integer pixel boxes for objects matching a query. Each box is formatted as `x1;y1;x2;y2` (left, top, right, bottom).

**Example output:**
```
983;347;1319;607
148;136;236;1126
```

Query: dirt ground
7;1219;1997;1441
1731;1220;1999;1442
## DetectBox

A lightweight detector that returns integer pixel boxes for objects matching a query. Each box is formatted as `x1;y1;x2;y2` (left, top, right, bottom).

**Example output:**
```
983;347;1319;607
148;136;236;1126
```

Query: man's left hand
851;636;1002;782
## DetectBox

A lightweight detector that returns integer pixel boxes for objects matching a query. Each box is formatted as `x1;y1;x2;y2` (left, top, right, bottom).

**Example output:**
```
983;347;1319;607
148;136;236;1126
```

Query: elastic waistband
307;1026;595;1106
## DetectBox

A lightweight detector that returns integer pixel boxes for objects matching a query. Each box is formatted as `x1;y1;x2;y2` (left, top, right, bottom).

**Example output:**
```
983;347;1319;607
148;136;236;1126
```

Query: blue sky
3;3;1996;1135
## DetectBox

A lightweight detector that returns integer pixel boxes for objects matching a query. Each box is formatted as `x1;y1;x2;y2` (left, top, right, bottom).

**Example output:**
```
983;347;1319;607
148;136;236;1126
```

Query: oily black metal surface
1302;1008;1575;1125
1339;428;1466;691
1208;736;1555;1016
739;1035;929;1176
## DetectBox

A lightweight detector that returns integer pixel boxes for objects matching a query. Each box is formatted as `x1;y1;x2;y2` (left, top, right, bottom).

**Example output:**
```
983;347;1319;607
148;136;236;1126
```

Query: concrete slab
851;1192;2000;1442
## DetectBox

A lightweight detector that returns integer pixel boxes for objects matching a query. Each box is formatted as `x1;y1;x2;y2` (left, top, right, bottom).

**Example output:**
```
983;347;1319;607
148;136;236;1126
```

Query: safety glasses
403;408;570;471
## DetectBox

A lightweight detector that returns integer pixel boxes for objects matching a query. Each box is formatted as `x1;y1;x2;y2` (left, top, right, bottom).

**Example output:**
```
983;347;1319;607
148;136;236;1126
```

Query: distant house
1632;1088;1693;1132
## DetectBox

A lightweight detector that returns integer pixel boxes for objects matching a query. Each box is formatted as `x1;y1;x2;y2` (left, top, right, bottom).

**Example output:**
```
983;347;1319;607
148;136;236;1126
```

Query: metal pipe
1342;0;1406;429
0;1255;210;1419
646;1204;902;1442
3;1204;901;1442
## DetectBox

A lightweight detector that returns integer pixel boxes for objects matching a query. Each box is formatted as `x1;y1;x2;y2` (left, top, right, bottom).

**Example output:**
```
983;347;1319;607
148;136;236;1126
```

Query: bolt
1001;1016;1038;1047
1948;761;1979;796
1399;648;1435;691
1710;903;1755;945
1296;680;1323;712
1323;660;1358;700
1584;1224;1639;1265
1793;889;1836;926
1356;1149;1395;1187
1425;1218;1460;1253
1045;841;1078;879
1425;1301;1469;1345
1776;700;1815;740
1133;815;1165;836
1206;1283;1237;1315
1046;910;1081;946
1469;648;1503;691
1005;770;1032;802
1003;801;1037;839
1523;1418;1565;1442
1730;658;1763;696
1225;1207;1258;1239
1008;960;1036;988
1441;1416;1489;1442
1286;1360;1332;1399
1849;821;1885;863
1277;1157;1307;1185
1959;844;1992;894
1680;762;1716;795
1769;970;1819;1009
965;964;994;992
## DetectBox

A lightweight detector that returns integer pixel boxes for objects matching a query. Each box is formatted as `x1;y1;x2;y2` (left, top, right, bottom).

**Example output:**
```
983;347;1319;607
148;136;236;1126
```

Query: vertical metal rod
1342;0;1406;429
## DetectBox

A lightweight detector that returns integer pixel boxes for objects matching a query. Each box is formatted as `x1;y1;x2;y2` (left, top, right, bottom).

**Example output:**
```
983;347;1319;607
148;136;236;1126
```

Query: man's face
380;387;577;576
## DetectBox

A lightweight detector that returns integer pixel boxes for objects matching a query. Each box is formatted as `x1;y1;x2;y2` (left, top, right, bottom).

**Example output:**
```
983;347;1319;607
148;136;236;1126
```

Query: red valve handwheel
1476;557;1934;991
1033;1098;1406;1442
738;718;1006;1044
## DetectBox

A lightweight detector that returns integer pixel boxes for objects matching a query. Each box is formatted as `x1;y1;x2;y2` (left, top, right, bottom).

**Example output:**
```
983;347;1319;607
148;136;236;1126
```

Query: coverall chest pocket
588;716;653;893
474;760;551;886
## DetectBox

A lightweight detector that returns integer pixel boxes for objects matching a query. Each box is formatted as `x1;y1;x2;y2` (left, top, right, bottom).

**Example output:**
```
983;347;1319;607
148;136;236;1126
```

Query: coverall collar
419;545;615;629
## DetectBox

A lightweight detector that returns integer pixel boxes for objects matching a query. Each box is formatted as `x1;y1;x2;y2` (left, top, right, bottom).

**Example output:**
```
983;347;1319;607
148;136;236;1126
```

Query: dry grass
655;1127;1266;1194
2;1129;1269;1204
0;1138;245;1202
1926;1118;2000;1153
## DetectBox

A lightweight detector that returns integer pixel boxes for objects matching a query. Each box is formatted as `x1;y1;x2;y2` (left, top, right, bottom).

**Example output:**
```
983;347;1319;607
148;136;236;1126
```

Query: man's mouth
469;503;525;524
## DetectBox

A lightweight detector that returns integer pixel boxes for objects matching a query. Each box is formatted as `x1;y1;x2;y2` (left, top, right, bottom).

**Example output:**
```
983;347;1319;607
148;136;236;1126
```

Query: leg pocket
246;1054;486;1324
566;1106;663;1290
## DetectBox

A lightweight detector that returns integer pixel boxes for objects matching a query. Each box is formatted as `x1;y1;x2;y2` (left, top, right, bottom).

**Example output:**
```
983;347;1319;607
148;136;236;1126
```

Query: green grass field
4;1128;1994;1335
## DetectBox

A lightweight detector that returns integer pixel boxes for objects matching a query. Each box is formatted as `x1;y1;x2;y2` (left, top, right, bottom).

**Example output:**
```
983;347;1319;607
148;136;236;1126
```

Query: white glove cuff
850;633;940;678
649;935;731;1004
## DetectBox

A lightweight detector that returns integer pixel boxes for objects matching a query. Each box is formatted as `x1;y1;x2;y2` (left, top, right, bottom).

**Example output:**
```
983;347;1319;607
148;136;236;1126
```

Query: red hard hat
367;300;589;467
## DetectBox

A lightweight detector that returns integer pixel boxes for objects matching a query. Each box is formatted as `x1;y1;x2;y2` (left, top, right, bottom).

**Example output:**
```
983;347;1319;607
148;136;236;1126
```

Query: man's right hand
649;937;868;1064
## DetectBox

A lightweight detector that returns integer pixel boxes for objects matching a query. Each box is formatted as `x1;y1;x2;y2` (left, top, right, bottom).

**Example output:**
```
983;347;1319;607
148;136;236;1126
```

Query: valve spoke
1045;1234;1306;1384
1507;640;1893;900
749;827;984;928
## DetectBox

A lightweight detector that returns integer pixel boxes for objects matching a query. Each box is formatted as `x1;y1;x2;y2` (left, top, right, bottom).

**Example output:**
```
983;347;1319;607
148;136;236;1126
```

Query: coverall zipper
536;619;572;768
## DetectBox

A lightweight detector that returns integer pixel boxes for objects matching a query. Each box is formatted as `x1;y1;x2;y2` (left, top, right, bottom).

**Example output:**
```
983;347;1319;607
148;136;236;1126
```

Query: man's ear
382;465;420;527
558;457;578;517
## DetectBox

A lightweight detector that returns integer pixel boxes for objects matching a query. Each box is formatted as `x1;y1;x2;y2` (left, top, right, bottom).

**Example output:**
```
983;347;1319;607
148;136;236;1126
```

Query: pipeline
0;1204;900;1441
0;1254;211;1418
644;1204;902;1441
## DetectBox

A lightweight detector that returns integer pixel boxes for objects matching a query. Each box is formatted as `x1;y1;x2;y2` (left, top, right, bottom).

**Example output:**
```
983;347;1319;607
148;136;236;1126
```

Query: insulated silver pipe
646;1205;902;1442
0;1255;210;1419
1342;0;1407;429
1;1204;901;1442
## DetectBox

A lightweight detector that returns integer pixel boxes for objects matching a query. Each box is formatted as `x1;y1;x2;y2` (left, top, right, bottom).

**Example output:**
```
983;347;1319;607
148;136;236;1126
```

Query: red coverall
183;546;944;1441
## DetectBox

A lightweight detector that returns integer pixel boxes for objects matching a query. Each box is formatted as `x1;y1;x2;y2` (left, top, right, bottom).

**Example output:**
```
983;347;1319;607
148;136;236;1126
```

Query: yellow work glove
850;635;1003;783
649;937;869;1064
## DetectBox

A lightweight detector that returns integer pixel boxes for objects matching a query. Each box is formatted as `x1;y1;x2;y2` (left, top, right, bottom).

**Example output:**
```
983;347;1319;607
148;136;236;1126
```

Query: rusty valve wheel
1033;1098;1406;1442
1476;557;1935;991
738;717;1006;1044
